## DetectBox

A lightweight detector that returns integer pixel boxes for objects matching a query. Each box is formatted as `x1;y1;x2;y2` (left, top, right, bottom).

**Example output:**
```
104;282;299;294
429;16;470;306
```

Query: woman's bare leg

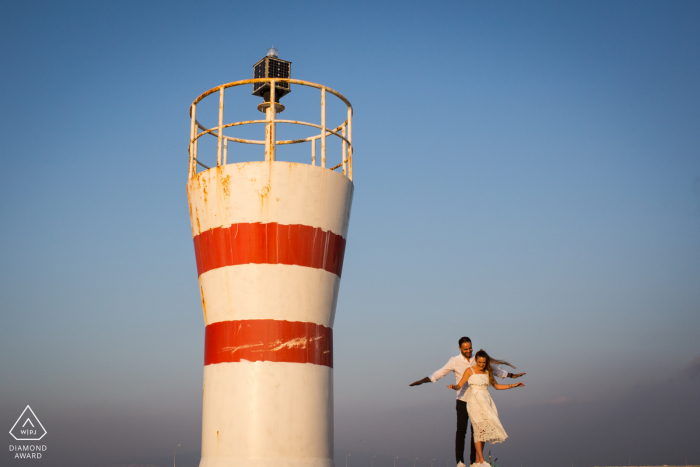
474;441;485;464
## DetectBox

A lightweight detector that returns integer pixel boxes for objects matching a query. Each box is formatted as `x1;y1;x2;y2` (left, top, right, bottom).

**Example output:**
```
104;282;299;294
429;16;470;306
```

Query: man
409;337;525;467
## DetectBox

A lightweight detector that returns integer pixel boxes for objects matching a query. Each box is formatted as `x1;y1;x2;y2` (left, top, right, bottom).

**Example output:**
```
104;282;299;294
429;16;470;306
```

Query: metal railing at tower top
188;78;353;182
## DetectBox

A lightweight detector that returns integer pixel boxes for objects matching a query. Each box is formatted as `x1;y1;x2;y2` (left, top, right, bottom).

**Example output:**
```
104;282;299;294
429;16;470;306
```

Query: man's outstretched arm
492;365;526;379
409;358;455;387
409;377;431;386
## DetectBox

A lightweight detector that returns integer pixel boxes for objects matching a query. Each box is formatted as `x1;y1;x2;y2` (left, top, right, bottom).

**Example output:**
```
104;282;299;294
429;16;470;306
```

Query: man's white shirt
429;354;509;402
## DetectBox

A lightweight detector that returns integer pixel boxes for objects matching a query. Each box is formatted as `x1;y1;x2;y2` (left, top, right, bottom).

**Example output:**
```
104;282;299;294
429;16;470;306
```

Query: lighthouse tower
186;49;354;467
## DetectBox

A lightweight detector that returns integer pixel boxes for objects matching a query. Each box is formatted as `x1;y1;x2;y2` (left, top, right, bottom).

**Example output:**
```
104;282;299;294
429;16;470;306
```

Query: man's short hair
458;336;472;346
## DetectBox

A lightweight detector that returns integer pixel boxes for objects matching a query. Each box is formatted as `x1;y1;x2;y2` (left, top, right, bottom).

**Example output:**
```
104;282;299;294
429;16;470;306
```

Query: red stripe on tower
193;222;347;277
204;319;333;367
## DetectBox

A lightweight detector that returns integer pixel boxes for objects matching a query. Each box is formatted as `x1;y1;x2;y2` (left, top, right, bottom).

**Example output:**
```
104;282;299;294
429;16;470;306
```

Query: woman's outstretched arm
493;382;524;390
447;368;471;390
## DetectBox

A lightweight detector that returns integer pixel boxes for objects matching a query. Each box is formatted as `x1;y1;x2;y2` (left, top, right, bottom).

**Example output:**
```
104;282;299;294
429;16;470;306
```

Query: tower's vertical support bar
270;81;276;162
342;124;347;176
189;104;196;179
194;113;199;170
347;107;353;181
311;138;316;166
223;138;228;165
265;106;271;161
321;87;326;168
217;87;224;166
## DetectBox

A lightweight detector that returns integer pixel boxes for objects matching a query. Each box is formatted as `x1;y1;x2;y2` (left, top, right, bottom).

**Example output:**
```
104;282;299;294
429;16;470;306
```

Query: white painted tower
186;49;353;467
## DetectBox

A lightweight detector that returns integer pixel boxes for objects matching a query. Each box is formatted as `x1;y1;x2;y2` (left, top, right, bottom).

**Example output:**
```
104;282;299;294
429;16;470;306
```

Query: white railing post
347;107;353;181
189;104;196;179
223;138;228;165
217;87;224;166
265;106;271;161
342;124;347;176
321;87;326;168
194;122;198;169
270;80;276;162
311;138;316;166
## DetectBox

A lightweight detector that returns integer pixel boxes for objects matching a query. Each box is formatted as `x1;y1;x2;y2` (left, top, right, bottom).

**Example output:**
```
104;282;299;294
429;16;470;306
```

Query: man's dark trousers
456;400;476;465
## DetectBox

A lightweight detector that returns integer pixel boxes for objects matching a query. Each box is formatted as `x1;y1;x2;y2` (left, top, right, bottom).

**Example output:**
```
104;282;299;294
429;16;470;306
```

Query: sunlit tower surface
186;48;354;467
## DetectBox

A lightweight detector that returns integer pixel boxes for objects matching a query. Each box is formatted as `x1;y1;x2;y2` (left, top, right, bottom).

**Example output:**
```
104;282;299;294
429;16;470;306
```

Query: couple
409;337;525;467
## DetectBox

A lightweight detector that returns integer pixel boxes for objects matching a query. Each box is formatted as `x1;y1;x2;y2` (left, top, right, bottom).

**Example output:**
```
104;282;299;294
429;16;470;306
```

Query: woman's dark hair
458;336;472;346
474;349;515;387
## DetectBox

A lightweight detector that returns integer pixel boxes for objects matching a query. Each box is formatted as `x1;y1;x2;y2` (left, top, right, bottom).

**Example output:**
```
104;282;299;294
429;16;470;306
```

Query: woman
447;349;524;467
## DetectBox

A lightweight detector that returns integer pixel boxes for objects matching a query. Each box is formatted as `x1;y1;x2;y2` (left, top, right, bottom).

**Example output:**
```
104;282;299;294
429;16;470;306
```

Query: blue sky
1;1;699;467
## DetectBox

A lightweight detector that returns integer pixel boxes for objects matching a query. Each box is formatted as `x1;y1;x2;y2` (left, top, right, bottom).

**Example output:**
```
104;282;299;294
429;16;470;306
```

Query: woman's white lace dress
466;371;508;444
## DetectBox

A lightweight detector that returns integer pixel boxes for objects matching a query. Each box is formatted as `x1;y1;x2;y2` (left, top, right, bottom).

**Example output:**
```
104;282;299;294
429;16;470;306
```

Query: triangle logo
9;406;47;441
